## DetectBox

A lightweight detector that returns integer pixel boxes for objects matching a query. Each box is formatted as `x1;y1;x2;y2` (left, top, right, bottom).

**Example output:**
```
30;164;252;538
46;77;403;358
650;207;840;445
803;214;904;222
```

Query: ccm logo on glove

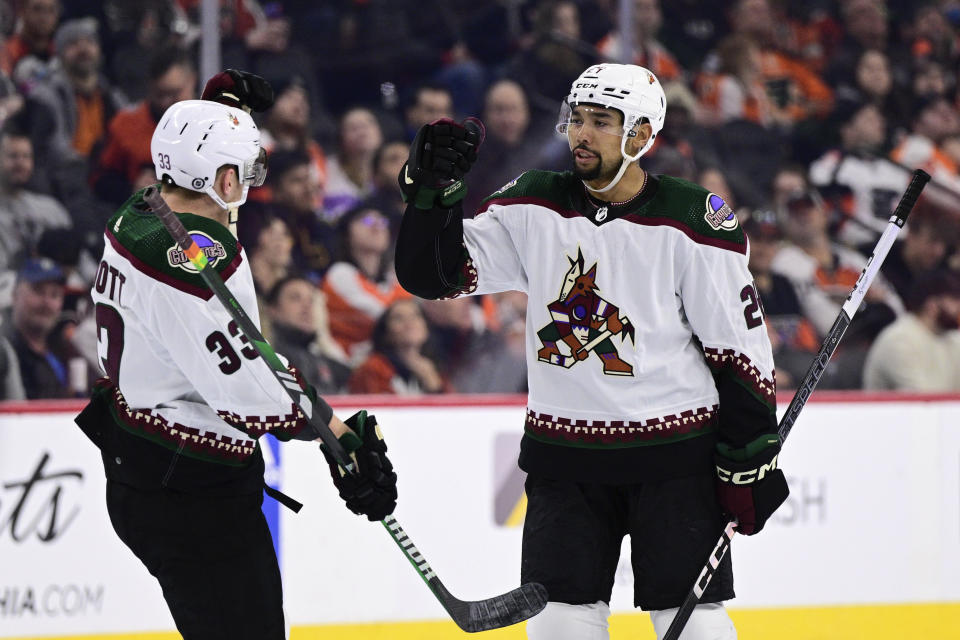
714;436;789;535
715;454;780;485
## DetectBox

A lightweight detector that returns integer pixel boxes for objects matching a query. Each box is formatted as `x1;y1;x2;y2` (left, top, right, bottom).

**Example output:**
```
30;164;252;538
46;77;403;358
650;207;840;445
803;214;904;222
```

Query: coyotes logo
537;249;635;376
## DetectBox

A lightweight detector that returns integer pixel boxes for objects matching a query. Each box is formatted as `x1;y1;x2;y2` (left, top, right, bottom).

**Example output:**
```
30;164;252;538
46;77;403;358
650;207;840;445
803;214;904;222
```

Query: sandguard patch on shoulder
104;187;243;299
477;170;577;216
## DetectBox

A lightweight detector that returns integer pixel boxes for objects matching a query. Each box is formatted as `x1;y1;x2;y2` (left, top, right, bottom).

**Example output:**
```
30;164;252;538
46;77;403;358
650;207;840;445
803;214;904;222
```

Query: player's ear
214;164;239;199
628;122;653;154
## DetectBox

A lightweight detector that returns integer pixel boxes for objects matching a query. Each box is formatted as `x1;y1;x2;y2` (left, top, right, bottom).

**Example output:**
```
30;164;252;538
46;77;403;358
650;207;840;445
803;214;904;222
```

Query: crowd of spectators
2;0;960;400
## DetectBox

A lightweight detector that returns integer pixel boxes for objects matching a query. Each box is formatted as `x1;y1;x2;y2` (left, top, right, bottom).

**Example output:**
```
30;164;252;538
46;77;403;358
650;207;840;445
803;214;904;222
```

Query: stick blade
450;582;548;633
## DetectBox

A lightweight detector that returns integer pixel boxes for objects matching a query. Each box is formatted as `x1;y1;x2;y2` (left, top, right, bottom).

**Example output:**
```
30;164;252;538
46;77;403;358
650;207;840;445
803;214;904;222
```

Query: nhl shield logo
703;193;738;231
167;231;227;272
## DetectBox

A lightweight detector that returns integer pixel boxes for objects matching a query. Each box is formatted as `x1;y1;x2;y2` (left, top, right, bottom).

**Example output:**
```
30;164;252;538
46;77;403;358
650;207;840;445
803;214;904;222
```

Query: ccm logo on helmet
575;83;599;89
716;454;779;485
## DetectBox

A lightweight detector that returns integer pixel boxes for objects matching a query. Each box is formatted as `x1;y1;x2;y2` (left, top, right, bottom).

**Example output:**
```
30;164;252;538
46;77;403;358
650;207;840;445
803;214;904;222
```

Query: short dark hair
905;269;960;312
408;83;452;110
267;148;312;186
0;117;30;144
372;138;408;171
370;299;422;354
148;45;194;82
265;273;313;306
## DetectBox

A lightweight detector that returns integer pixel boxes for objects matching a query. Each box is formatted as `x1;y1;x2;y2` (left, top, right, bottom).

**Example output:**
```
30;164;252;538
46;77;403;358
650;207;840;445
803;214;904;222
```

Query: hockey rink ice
2;394;959;639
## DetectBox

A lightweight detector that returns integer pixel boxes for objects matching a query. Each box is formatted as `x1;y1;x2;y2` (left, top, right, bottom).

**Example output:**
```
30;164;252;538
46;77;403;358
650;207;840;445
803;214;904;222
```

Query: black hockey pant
106;480;286;640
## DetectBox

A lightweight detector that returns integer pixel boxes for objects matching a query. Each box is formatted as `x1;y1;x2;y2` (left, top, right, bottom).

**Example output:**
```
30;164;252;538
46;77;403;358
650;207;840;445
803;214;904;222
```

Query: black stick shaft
662;169;929;640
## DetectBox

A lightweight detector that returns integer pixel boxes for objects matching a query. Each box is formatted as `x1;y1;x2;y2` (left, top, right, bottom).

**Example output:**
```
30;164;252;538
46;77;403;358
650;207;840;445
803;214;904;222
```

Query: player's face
566;105;624;182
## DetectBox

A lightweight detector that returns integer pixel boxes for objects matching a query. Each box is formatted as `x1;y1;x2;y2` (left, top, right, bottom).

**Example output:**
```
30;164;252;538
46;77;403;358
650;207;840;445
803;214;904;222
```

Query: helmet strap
583;132;647;195
228;207;239;238
204;184;250;214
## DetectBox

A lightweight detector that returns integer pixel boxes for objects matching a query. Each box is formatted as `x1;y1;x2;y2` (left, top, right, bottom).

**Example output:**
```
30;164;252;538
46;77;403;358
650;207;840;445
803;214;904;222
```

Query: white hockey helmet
151;99;267;210
558;64;667;193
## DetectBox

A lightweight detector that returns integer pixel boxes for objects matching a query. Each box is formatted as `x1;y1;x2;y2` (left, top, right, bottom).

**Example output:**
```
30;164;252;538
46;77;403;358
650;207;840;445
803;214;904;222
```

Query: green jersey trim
478;171;747;253
105;186;243;299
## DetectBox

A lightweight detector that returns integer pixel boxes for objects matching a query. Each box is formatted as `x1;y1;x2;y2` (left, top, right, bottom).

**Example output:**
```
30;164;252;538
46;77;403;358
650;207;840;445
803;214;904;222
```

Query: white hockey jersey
397;171;777;482
89;188;326;473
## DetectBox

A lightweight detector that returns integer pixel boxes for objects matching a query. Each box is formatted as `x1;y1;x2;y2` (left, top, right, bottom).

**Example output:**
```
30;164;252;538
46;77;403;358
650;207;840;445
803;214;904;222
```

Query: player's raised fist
202;69;275;113
399;117;485;210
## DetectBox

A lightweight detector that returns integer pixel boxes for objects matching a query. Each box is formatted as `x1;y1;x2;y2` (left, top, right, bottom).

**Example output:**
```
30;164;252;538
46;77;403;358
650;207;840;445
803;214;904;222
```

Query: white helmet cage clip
557;64;667;193
151;99;267;210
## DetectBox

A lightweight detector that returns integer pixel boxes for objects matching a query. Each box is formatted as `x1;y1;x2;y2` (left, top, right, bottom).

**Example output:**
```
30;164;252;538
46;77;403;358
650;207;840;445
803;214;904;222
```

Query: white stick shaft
841;215;901;317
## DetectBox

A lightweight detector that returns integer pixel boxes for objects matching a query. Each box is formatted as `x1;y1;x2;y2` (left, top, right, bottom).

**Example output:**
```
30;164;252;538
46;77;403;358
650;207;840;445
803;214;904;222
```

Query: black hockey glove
399;117;485;210
201;69;275;113
321;411;398;522
714;434;789;535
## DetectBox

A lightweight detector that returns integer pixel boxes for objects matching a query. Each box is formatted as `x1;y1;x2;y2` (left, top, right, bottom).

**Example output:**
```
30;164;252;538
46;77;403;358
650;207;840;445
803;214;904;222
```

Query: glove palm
399;118;484;209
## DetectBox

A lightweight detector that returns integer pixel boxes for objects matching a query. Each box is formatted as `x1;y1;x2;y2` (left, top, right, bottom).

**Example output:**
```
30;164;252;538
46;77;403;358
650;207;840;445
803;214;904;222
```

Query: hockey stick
662;169;930;640
545;317;633;368
143;187;548;632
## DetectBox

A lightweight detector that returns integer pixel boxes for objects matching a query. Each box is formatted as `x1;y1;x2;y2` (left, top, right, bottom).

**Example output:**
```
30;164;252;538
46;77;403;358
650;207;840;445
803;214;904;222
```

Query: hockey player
394;64;788;639
75;76;398;639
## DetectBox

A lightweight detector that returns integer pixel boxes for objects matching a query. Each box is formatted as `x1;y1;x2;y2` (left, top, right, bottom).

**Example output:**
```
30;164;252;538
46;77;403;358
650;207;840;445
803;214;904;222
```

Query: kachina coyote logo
536;249;635;376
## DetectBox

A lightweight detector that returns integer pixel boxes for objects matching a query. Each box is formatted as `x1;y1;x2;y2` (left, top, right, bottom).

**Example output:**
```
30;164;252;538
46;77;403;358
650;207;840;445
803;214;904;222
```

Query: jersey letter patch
167;231;227;272
703;193;738;231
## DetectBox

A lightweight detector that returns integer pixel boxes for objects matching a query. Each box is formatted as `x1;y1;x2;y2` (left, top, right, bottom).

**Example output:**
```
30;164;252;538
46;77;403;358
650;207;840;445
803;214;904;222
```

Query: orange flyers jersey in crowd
94;102;157;184
595;35;681;83
321;262;411;359
758;49;833;121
